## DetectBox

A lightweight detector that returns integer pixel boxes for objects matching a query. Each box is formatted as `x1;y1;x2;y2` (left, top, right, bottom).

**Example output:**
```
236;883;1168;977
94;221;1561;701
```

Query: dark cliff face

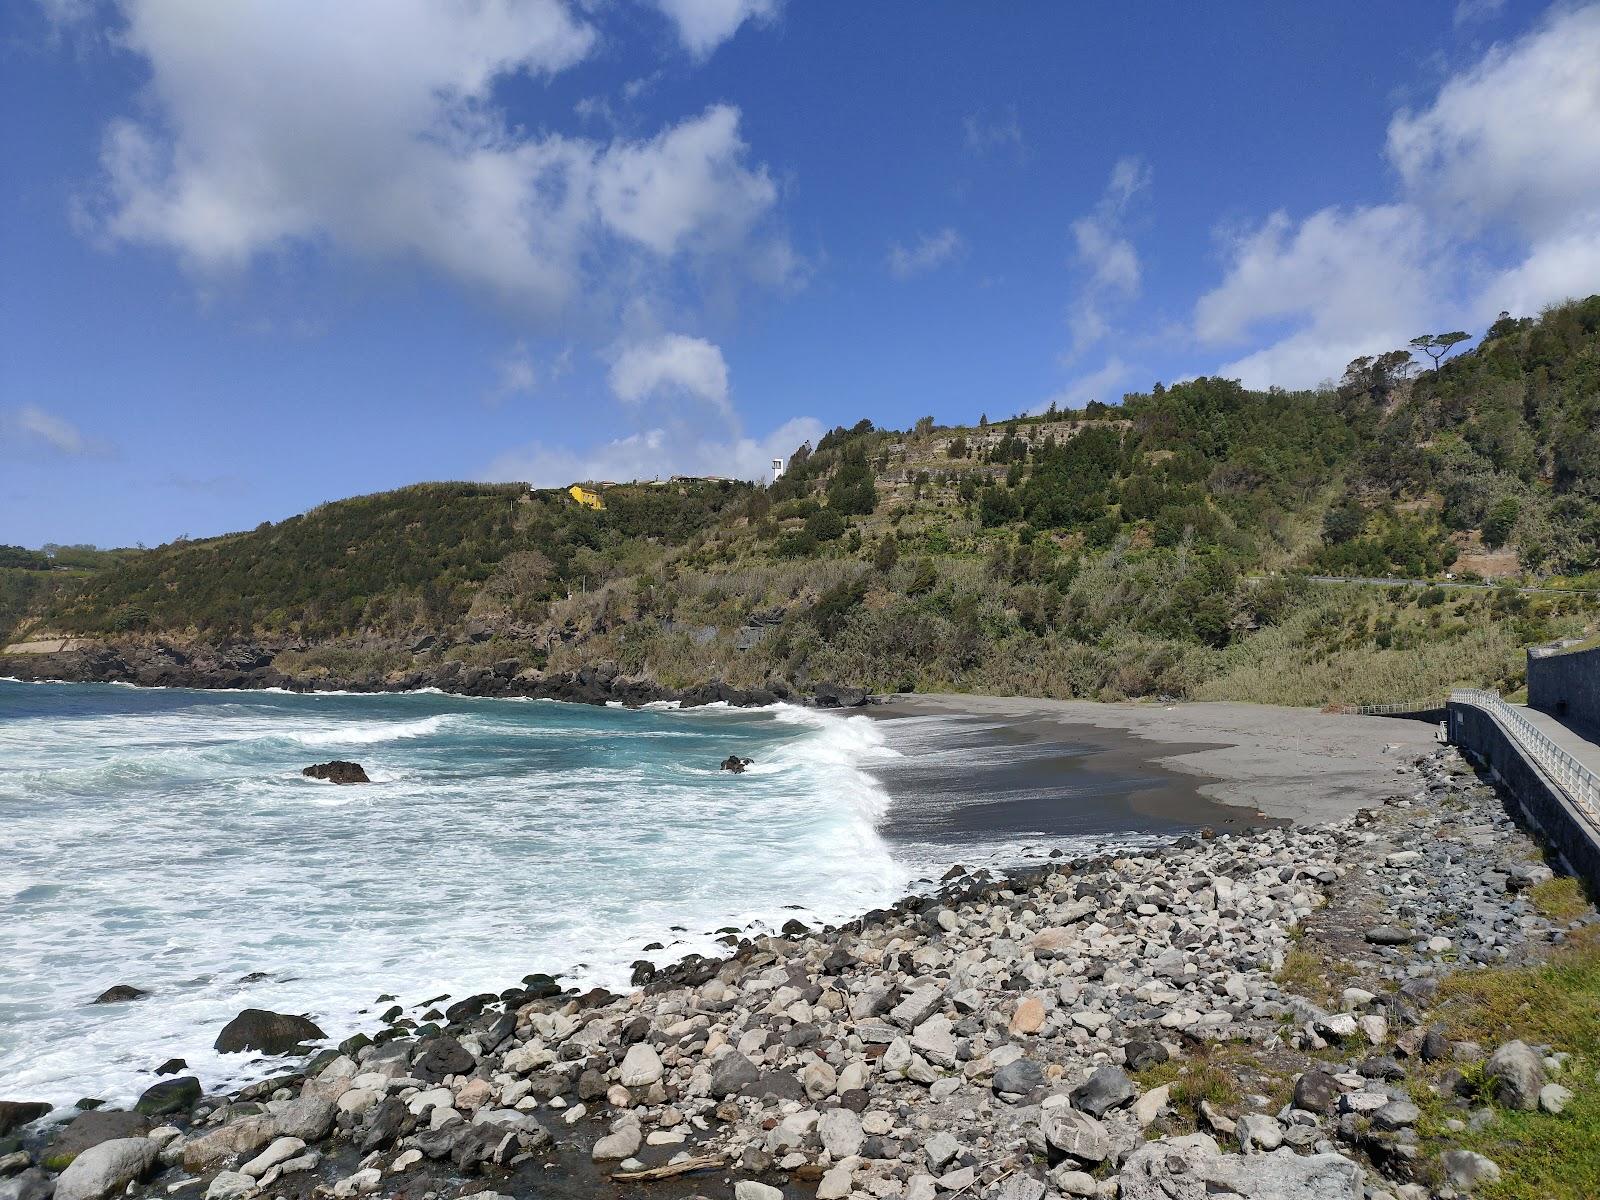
0;641;864;710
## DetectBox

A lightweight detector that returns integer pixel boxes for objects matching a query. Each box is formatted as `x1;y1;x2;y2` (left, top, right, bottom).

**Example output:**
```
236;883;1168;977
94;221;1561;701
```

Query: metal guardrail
1450;688;1600;826
1354;698;1446;716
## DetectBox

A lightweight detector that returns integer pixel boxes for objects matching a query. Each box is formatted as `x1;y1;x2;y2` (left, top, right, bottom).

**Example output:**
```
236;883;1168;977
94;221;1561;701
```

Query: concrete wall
1528;644;1600;733
1449;700;1600;895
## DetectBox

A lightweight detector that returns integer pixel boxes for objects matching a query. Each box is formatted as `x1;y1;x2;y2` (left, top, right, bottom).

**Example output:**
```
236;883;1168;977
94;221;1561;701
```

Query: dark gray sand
868;694;1438;831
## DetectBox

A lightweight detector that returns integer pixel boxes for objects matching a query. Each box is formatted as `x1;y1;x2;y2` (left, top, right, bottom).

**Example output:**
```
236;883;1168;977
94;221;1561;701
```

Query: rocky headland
3;739;1592;1200
0;640;868;710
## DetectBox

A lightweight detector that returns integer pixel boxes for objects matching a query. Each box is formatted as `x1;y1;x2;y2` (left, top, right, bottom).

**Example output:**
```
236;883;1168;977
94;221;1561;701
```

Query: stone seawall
1528;643;1600;733
1449;699;1600;896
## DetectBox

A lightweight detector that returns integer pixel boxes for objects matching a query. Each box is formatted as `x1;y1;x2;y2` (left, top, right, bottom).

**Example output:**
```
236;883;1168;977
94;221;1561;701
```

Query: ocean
0;679;1210;1112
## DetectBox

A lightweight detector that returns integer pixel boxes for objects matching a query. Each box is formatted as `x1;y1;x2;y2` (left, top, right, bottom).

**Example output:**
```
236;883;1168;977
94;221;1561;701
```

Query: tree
1410;332;1471;371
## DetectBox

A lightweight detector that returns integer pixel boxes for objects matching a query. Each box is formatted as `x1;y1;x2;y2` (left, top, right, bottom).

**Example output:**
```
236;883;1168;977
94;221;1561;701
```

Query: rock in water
54;1138;158;1200
719;755;754;773
134;1077;200;1117
302;760;370;784
92;985;146;1005
0;1101;51;1137
214;1008;326;1054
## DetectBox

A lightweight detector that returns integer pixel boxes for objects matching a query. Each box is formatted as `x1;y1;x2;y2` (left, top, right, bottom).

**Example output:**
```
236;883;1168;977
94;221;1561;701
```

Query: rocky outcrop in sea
0;641;870;710
1;746;1588;1200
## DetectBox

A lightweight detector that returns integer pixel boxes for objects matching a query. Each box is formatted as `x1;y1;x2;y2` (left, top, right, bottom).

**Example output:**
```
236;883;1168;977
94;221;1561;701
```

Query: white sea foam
0;682;916;1111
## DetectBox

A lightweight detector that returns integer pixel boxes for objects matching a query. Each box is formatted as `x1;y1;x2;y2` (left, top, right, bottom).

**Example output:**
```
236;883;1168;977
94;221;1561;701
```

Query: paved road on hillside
1250;573;1600;596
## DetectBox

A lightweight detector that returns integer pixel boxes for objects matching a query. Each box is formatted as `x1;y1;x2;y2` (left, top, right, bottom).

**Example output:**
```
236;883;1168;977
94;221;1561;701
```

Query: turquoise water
0;681;911;1108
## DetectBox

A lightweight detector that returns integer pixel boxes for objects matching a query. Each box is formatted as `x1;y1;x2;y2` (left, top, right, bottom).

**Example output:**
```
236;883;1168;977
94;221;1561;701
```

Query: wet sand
868;694;1438;831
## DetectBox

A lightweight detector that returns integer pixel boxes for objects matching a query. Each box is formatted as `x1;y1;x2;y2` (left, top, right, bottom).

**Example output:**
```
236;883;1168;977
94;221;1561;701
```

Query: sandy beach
870;694;1439;826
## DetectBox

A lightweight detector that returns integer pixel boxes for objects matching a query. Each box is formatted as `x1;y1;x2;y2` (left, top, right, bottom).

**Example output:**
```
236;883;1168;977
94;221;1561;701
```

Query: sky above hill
3;0;1599;547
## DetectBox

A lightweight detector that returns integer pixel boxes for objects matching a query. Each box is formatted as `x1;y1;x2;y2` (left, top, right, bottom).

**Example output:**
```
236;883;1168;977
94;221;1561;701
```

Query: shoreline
6;733;1587;1200
873;693;1439;825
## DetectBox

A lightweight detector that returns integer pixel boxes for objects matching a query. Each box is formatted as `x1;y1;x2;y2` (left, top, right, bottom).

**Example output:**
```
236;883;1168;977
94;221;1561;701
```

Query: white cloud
489;340;540;403
1480;214;1600;317
1039;358;1132;412
1454;0;1506;27
962;108;1024;156
484;416;821;486
608;333;731;414
1194;205;1438;388
1064;156;1150;358
1;406;105;457
652;0;780;58
1194;7;1600;389
886;228;964;279
82;2;793;320
1387;5;1600;240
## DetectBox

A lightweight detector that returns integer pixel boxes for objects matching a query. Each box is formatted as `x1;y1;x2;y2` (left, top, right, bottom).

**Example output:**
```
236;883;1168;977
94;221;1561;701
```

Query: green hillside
10;297;1600;707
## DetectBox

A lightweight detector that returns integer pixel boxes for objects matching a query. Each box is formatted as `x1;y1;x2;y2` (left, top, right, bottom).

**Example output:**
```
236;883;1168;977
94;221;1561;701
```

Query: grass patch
1412;929;1600;1198
1276;945;1360;1009
1169;1062;1241;1121
1529;876;1591;922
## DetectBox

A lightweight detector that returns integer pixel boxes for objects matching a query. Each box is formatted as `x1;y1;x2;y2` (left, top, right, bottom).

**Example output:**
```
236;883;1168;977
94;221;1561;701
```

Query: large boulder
1070;1066;1135;1117
301;761;369;785
181;1115;278;1173
134;1077;200;1117
41;1112;151;1170
1040;1105;1110;1164
812;682;868;708
54;1138;157;1200
0;1169;56;1200
214;1008;326;1055
0;1101;51;1137
1485;1040;1545;1110
1117;1135;1361;1200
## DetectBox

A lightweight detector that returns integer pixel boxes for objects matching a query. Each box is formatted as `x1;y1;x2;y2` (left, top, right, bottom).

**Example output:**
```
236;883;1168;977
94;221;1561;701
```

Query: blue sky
3;0;1599;548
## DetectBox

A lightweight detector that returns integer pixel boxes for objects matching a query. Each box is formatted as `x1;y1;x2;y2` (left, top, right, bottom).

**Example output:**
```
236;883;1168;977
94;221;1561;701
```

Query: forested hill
5;296;1599;707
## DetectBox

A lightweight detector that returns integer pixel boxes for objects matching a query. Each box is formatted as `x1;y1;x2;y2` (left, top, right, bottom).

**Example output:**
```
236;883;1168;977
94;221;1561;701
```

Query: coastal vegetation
7;297;1600;707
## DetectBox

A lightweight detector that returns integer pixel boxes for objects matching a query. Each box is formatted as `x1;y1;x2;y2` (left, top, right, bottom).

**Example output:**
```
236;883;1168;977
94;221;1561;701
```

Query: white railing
1451;688;1600;826
1354;698;1447;716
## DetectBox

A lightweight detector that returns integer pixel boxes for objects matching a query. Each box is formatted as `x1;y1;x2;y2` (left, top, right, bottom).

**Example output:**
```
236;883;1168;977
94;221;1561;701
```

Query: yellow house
567;484;605;511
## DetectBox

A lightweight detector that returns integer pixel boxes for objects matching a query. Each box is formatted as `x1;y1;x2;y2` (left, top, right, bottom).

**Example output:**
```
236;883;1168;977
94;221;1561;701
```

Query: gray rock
271;1096;336;1142
1123;1038;1168;1071
1440;1149;1501;1189
989;1174;1046;1200
54;1139;157;1200
1364;925;1412;946
1485;1040;1544;1110
1292;1070;1338;1115
1040;1105;1110;1164
1370;1100;1420;1130
1540;1083;1574;1114
0;1170;55;1200
1118;1134;1362;1200
1070;1065;1135;1117
992;1058;1044;1098
889;985;943;1030
1235;1113;1283;1152
817;1109;863;1158
591;1124;641;1161
924;1131;959;1170
41;1112;151;1171
133;1077;199;1118
710;1051;761;1099
0;1104;51;1139
204;1172;253;1200
214;1009;326;1055
733;1184;783;1200
618;1044;662;1088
